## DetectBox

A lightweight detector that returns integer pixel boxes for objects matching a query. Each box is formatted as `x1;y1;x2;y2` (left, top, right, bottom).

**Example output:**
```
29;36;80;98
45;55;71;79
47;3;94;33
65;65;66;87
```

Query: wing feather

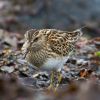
47;31;74;56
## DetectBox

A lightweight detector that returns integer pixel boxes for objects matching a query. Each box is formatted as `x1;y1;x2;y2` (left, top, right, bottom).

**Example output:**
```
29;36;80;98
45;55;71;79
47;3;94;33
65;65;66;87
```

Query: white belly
42;56;69;69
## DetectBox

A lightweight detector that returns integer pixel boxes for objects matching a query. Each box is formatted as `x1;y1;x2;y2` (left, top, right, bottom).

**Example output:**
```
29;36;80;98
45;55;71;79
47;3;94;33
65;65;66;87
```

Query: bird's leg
48;70;56;90
55;71;63;91
48;69;63;91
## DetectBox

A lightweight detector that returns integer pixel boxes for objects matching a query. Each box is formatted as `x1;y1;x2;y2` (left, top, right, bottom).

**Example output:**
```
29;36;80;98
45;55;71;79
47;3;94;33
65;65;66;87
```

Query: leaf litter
0;29;100;100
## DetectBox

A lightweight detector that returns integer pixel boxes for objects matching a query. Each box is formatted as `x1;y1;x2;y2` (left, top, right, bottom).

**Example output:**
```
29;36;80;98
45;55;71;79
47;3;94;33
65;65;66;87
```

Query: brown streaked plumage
21;29;83;69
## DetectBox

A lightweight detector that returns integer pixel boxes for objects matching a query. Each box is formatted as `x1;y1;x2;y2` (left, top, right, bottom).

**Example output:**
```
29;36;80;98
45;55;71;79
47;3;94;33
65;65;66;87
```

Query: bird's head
22;29;47;53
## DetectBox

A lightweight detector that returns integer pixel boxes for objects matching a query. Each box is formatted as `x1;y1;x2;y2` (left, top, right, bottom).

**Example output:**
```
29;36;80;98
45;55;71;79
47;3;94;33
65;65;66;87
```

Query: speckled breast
26;50;48;67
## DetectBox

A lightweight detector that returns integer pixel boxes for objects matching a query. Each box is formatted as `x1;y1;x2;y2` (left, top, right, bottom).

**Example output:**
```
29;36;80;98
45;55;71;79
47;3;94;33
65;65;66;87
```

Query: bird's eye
33;37;39;42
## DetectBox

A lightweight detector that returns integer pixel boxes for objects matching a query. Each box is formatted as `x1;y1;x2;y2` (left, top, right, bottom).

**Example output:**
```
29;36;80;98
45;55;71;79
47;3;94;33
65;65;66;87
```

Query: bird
21;28;83;69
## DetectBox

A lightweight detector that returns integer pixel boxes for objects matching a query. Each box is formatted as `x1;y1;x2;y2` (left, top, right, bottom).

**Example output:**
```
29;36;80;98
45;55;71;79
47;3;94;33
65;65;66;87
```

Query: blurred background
0;0;100;37
0;1;100;100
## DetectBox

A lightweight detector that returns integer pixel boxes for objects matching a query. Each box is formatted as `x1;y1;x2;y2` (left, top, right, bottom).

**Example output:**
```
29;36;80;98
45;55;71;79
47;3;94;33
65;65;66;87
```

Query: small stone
1;66;14;73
